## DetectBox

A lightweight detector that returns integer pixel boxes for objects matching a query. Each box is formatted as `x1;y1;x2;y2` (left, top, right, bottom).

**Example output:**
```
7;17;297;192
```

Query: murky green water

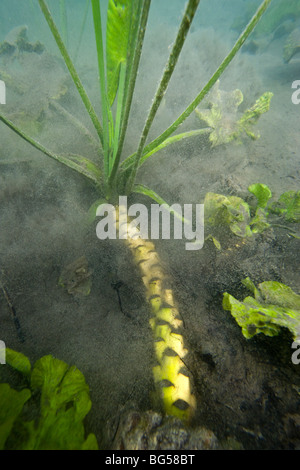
0;0;300;450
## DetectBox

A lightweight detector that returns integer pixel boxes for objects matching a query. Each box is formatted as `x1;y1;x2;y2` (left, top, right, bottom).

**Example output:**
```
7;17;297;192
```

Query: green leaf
133;183;189;225
25;355;97;450
121;128;211;171
237;92;273;140
6;348;31;379
223;280;300;340
204;192;252;237
249;207;271;234
65;155;102;182
248;183;272;209
106;0;132;106
0;384;31;449
258;281;300;311
269;190;300;223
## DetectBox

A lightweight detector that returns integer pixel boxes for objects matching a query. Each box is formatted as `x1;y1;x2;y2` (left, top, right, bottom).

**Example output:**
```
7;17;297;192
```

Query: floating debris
0;25;44;59
59;256;92;296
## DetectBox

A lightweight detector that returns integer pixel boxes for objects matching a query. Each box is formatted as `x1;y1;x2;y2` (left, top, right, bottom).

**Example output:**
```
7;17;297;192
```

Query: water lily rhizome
0;0;274;446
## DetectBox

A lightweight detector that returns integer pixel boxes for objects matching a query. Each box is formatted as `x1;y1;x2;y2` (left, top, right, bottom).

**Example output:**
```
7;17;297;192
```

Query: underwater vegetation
223;278;300;341
232;0;300;37
0;349;98;450
195;80;273;147
1;0;299;450
204;184;300;246
0;0;273;427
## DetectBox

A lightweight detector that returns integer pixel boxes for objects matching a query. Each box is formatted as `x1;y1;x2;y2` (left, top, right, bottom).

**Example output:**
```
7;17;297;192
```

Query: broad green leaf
26;355;97;450
0;384;31;449
31;355;69;397
6;348;31;378
248;183;272;209
81;432;99;450
258;281;300;311
106;0;132;106
204;192;252;237
269;190;300;223
223;279;300;340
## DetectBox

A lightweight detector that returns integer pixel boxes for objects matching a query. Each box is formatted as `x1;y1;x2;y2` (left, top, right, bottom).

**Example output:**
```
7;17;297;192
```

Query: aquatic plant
204;183;300;248
223;278;300;341
0;0;272;422
195;80;273;147
0;348;98;450
232;0;300;38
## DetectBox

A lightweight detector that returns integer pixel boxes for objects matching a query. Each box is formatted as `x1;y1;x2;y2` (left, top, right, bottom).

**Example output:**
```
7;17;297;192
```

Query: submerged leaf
248;183;272;209
0;384;31;450
269;190;300;223
26;355;96;449
204;192;252;237
106;0;132;106
237;92;273;139
195;81;272;146
249;207;271;233
6;348;31;379
1;350;98;450
223;279;300;340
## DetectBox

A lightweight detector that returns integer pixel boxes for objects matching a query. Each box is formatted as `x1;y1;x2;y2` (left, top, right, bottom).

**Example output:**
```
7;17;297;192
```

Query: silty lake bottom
0;0;300;450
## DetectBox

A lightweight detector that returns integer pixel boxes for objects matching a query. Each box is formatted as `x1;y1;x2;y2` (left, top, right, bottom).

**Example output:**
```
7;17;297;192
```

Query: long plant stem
127;0;272;165
115;206;196;421
38;0;103;145
122;128;211;170
125;0;201;195
0;113;98;185
91;0;110;177
60;0;68;49
108;0;151;188
74;0;90;64
49;100;100;151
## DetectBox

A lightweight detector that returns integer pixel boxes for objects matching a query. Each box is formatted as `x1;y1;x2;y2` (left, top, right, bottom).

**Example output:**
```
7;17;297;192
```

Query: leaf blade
106;0;132;106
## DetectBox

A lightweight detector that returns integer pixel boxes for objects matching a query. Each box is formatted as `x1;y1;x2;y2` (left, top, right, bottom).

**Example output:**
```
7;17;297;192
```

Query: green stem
60;0;68;49
91;0;110;178
132;0;272;162
49;100;100;151
125;0;201;195
122;128;211;170
38;0;103;145
74;0;90;64
0;113;98;185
